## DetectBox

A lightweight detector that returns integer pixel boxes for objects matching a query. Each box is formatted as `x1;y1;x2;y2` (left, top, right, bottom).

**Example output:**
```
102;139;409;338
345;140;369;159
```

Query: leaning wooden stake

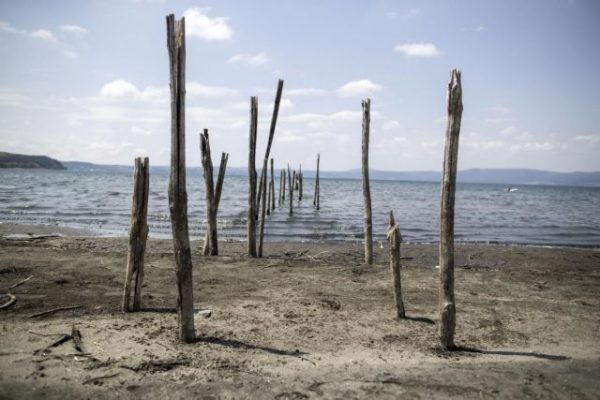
122;157;150;312
258;80;284;258
200;129;218;256
203;151;228;255
166;14;195;342
387;211;405;318
439;69;463;350
313;153;320;210
287;164;293;215
362;99;373;265
247;97;258;257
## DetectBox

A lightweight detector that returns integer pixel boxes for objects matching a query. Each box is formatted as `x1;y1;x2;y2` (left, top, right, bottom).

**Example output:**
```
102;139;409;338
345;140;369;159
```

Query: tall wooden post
362;98;373;265
282;169;286;202
287;164;293;216
248;97;258;257
387;211;405;318
313;153;320;210
203;151;228;255
258;80;284;257
270;158;275;211
298;165;303;200
166;14;195;342
439;69;463;350
200;129;218;256
123;157;149;312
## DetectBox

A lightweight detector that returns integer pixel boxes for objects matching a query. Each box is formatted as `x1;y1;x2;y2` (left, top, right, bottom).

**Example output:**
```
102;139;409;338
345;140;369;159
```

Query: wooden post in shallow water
202;151;228;255
270;158;275;211
287;164;293;216
122;157;149;312
298;165;303;201
313;153;320;210
387;211;405;319
439;69;463;350
362;99;373;265
166;14;195;342
199;129;221;256
281;169;286;203
247;97;258;257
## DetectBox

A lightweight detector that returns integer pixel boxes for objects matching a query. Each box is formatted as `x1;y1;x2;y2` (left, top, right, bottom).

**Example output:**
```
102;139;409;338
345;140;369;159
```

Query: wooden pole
282;168;286;202
313;153;320;210
362;98;373;265
287;164;293;216
258;80;284;258
298;165;303;200
203;151;228;255
387;211;405;318
166;14;195;342
248;96;258;257
439;69;463;350
200;129;218;256
122;157;149;312
270;158;275;211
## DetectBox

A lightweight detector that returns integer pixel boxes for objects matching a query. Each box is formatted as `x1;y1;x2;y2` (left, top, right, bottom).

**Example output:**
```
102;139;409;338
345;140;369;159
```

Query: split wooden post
247;96;258;257
313;153;320;210
270;158;275;211
387;211;405;318
122;157;149;312
203;151;228;255
166;14;195;342
287;164;293;216
362;98;373;265
258;80;284;258
199;129;218;256
439;69;463;350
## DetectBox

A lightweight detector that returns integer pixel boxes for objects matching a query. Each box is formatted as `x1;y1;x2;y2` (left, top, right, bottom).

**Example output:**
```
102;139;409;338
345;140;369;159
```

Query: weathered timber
247;96;258;257
122;157;149;312
203;151;228;255
287;164;293;215
166;14;195;342
270;158;275;211
258;80;284;257
298;165;303;200
314;153;320;210
439;69;463;350
362;99;373;265
282;169;286;201
267;178;272;216
387;211;406;318
200;130;218;256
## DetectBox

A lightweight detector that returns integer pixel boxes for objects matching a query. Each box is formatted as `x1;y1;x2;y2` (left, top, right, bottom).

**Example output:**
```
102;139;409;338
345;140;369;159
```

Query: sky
0;0;599;172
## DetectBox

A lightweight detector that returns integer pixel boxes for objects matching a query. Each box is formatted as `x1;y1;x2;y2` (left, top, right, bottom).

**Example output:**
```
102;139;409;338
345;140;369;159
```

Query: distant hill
0;152;65;170
59;161;600;187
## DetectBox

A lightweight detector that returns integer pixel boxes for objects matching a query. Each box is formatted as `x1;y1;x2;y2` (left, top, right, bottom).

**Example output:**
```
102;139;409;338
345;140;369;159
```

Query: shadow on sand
455;346;569;361
194;335;309;358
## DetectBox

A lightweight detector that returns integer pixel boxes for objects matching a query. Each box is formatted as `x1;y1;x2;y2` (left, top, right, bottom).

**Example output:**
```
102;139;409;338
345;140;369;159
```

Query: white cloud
500;126;517;135
393;42;442;57
383;120;401;130
228;52;269;67
187;82;238;97
183;8;233;41
286;88;327;97
575;134;600;144
336;79;382;98
510;142;566;152
0;88;30;107
0;21;26;35
100;80;141;98
59;24;88;37
131;126;151;135
30;29;57;42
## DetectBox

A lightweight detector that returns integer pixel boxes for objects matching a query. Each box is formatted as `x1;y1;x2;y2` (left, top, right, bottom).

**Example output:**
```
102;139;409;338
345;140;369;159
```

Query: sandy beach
0;223;599;399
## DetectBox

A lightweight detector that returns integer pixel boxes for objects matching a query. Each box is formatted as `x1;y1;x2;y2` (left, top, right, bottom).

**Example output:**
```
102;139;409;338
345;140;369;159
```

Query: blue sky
1;0;598;172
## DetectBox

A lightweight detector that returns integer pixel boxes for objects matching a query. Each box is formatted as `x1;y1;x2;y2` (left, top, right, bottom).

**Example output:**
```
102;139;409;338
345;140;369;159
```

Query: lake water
1;168;599;248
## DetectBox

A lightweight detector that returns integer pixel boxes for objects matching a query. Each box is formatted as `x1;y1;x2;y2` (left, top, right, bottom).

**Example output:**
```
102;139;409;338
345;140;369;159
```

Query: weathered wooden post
282;168;286;202
248;96;258;257
266;177;272;216
166;14;195;342
203;151;228;255
258;80;284;257
362;99;373;265
287;164;293;216
387;211;405;318
298;165;303;200
313;153;320;210
200;129;218;256
122;157;149;312
439;69;463;350
270;158;275;211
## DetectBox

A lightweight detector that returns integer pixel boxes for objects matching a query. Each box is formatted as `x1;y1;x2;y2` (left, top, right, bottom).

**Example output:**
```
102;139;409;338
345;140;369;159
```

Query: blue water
1;168;599;248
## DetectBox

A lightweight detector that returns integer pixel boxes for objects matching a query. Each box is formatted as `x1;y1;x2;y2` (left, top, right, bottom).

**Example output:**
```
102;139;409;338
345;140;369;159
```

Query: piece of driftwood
33;334;72;355
82;373;120;385
29;305;81;319
439;69;463;350
387;211;406;318
10;275;33;289
166;13;195;342
314;153;320;210
362;99;373;265
0;293;16;310
258;80;284;258
122;157;149;312
203;151;228;255
248;96;258;257
71;325;84;353
200;129;218;256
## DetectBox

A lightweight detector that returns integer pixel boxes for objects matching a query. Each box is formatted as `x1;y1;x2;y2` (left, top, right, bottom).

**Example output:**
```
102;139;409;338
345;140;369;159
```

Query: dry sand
0;223;599;399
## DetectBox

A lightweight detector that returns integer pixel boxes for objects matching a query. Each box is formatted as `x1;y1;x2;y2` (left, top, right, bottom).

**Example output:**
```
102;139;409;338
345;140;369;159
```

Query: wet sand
0;224;599;399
